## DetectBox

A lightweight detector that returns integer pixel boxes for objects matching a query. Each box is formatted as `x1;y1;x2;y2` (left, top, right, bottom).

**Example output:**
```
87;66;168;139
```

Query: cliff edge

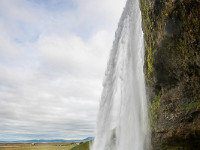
140;0;200;149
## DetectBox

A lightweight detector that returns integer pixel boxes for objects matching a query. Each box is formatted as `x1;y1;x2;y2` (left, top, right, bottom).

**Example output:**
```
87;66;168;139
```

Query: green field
70;141;90;150
0;143;77;150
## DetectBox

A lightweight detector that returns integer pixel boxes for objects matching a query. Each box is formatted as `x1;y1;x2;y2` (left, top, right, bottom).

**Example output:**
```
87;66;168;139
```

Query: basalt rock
140;0;200;149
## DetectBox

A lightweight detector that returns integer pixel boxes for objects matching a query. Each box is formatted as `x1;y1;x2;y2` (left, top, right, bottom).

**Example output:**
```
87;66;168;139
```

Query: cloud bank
0;0;126;140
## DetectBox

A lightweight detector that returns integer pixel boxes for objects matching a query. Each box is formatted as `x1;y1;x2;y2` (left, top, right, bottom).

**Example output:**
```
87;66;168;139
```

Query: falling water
91;0;149;150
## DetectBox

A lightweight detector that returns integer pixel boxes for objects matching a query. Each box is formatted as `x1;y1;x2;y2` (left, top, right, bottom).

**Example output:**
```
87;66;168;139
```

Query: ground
0;143;76;150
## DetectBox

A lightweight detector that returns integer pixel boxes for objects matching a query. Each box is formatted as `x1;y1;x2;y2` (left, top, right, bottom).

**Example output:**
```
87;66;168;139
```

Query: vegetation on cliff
140;0;200;149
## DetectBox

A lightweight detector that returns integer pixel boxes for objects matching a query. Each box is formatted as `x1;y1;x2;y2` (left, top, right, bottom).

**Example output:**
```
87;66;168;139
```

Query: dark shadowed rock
165;17;182;35
140;0;200;149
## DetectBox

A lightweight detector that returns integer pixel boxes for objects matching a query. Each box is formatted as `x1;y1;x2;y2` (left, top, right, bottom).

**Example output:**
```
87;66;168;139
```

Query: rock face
140;0;200;149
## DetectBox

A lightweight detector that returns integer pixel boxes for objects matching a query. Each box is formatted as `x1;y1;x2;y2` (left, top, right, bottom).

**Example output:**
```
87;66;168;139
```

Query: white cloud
0;0;126;140
75;0;126;24
37;30;113;78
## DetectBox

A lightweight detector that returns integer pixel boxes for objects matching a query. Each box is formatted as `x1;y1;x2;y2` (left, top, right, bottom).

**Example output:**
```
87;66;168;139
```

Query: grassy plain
70;141;90;150
0;143;76;150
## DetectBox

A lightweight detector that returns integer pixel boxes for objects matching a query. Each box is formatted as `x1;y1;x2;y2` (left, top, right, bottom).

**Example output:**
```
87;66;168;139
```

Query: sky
0;0;126;141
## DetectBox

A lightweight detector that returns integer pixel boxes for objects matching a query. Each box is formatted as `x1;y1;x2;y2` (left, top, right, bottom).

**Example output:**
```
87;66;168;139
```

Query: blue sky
28;0;77;11
0;0;126;140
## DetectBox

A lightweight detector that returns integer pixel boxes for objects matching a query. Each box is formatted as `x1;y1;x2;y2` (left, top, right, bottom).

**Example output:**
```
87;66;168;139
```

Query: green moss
171;1;199;64
177;38;195;57
163;104;170;111
150;91;162;129
179;101;200;112
186;101;200;110
140;0;156;84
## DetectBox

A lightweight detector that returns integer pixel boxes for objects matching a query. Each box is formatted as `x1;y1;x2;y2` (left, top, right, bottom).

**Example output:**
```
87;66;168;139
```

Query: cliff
140;0;200;149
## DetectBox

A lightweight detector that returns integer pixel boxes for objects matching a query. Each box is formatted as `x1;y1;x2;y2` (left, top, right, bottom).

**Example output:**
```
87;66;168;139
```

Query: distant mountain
82;137;94;142
19;139;75;143
0;137;94;143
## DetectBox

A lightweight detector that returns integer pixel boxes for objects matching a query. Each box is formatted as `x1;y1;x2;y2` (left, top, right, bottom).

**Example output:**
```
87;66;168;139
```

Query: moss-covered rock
140;0;200;149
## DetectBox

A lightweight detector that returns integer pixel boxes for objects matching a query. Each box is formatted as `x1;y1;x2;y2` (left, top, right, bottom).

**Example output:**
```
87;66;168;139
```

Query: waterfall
91;0;150;150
